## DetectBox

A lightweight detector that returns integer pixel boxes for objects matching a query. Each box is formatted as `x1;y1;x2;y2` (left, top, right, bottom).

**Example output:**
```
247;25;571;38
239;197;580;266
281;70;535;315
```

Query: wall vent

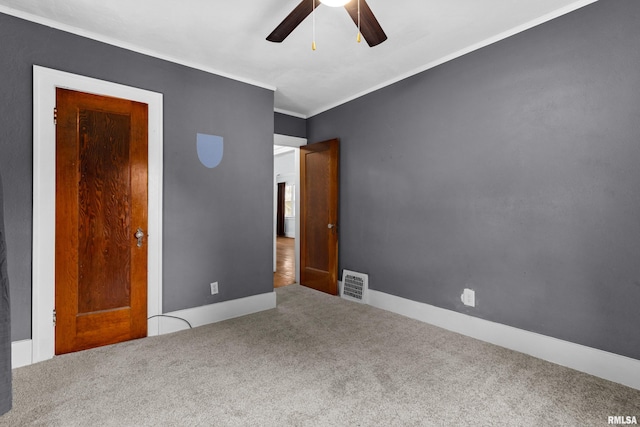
340;270;369;304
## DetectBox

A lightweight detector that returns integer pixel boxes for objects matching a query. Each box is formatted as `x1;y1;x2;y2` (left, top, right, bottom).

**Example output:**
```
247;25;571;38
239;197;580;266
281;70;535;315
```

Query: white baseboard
16;286;636;390
156;291;277;334
11;339;32;369
12;291;277;368
367;289;640;391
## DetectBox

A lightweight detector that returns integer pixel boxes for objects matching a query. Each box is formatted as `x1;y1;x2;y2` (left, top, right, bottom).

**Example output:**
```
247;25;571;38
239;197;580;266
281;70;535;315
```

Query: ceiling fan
267;0;388;47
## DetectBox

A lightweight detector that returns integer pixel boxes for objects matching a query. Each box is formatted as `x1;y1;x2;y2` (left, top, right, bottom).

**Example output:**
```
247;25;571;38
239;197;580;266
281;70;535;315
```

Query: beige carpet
2;284;639;426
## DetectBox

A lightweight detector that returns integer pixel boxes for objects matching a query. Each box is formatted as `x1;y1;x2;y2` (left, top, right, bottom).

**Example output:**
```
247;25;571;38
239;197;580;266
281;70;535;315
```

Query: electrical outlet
210;282;219;295
461;288;475;307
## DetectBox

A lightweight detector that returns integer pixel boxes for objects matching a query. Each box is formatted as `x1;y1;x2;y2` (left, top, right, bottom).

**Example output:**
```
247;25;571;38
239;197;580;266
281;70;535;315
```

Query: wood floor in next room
274;236;295;288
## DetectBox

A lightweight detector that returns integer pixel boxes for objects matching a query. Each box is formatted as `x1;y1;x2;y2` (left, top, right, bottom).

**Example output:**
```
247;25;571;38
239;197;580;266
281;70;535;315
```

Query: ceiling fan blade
344;0;387;47
267;0;322;43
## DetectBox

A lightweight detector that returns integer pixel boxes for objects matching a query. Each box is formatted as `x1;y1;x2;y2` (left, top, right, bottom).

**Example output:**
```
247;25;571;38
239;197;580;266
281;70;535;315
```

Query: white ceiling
0;0;596;118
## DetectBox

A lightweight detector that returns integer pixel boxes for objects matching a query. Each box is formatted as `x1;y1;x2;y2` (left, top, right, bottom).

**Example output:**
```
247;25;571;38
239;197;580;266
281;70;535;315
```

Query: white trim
155;291;277;334
0;5;275;93
274;146;296;156
11;340;32;369
307;0;600;118
13;292;276;368
32;65;164;363
368;289;640;391
274;134;307;148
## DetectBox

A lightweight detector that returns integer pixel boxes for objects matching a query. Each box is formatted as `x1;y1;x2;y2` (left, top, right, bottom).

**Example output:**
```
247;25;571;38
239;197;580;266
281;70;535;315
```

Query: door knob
328;224;336;229
135;228;145;247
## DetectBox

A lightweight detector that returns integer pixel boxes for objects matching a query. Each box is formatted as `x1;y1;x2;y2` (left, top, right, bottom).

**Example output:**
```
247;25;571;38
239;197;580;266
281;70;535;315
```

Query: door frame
273;134;306;285
32;65;164;363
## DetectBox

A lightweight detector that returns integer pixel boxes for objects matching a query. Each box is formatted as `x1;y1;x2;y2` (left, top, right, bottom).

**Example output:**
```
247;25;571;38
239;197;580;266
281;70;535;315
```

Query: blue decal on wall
197;133;224;168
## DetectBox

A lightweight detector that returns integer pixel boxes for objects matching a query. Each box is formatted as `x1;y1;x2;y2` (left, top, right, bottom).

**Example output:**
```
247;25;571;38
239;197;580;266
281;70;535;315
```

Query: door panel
300;139;339;295
55;88;148;355
77;109;132;313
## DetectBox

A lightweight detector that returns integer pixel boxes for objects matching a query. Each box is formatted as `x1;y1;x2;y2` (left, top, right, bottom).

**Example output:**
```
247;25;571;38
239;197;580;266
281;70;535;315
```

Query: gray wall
0;12;275;341
274;112;306;138
308;0;640;360
0;172;11;413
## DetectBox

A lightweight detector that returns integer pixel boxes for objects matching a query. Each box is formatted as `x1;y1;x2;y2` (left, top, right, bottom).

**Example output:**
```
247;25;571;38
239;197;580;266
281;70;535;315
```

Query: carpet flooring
2;284;639;426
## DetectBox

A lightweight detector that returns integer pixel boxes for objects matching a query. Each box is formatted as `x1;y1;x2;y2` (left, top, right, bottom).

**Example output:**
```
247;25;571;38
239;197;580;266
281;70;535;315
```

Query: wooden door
276;182;286;237
300;139;339;295
55;88;148;355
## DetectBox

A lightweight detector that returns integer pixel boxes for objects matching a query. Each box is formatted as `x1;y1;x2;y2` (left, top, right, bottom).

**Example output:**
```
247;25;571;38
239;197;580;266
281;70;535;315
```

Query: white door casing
32;65;164;363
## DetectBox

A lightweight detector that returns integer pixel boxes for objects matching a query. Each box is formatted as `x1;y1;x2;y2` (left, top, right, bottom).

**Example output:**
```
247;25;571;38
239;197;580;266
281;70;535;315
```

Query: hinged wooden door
300;138;339;295
55;88;148;354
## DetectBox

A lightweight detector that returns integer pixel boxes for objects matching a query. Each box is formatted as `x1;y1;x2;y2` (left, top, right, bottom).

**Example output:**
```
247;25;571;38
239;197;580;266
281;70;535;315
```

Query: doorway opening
273;134;306;288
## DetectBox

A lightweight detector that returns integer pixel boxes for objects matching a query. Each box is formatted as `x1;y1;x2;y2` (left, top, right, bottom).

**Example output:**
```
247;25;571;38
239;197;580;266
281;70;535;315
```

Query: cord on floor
147;314;193;329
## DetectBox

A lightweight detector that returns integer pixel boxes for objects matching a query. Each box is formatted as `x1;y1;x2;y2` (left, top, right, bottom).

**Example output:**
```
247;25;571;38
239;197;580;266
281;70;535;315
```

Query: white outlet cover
462;288;475;307
210;282;219;295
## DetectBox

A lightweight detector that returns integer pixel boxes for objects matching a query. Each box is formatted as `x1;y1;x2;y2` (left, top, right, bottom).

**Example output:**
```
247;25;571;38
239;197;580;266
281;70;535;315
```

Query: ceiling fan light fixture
319;0;351;7
266;0;387;47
